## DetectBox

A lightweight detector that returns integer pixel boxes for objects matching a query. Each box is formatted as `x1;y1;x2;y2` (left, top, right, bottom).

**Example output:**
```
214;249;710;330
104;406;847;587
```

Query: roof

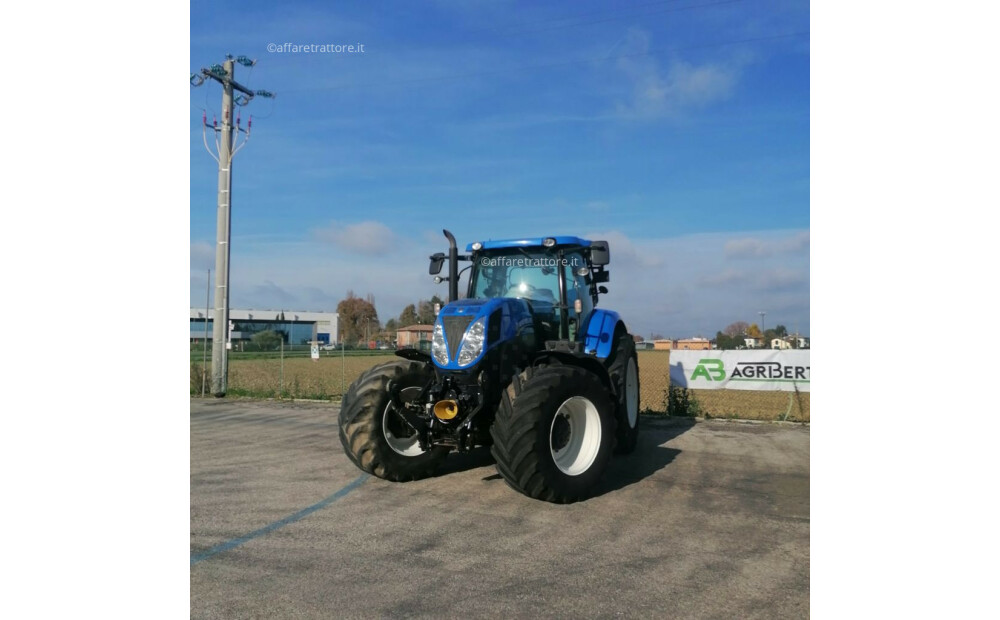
397;324;434;332
466;236;592;251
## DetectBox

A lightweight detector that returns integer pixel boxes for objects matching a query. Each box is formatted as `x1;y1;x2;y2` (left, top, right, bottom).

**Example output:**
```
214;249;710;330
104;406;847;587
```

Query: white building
190;308;339;345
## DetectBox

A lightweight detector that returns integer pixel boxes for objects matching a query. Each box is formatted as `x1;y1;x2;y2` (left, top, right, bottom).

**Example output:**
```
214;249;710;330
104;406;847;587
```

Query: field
191;350;809;422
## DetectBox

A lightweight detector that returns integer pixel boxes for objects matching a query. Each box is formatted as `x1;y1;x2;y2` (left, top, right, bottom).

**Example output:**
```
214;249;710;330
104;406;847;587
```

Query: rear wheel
608;333;640;454
338;360;448;481
491;365;615;503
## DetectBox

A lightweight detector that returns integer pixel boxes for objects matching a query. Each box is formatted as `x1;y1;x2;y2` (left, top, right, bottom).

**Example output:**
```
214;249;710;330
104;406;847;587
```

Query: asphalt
191;399;809;618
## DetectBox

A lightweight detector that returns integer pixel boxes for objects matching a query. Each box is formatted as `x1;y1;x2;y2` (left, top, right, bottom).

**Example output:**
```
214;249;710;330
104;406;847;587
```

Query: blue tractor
339;231;639;503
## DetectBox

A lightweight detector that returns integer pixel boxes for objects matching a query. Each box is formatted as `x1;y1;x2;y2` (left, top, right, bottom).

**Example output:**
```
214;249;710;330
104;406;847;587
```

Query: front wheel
338;360;448;481
490;365;615;503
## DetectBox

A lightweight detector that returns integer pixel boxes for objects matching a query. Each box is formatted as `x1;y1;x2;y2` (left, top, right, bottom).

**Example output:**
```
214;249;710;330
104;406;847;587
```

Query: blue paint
190;473;370;565
581;309;621;359
466;236;591;251
434;298;532;370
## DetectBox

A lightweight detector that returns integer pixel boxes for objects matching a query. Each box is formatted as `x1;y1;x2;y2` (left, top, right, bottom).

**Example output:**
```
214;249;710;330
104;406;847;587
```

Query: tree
723;321;749;338
774;324;788;337
337;291;379;345
384;318;397;332
251;329;282;350
746;323;762;339
651;333;665;340
416;295;445;325
398;304;419;327
715;330;743;350
763;329;777;347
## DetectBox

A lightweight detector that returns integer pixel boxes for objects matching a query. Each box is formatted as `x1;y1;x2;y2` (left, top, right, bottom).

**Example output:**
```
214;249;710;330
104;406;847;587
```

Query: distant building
190;308;338;345
744;336;763;349
396;324;434;348
675;337;710;351
652;338;710;351
635;341;655;351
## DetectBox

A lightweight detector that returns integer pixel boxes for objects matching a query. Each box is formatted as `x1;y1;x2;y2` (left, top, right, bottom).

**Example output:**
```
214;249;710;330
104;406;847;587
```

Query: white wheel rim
626;357;638;428
383;386;426;456
549;396;602;476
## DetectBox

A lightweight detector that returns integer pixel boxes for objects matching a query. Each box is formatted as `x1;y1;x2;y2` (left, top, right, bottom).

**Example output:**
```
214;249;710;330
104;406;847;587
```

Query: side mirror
590;241;610;266
598;286;608;294
429;252;445;275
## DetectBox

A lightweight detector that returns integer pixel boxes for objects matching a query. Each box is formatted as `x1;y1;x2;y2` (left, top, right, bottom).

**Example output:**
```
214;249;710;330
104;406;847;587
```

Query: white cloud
582;229;663;267
313;220;399;255
613;28;743;119
190;240;214;271
725;231;810;259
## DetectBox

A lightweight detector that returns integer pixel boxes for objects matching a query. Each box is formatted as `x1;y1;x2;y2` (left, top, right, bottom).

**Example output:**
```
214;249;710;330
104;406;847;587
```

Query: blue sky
190;0;810;338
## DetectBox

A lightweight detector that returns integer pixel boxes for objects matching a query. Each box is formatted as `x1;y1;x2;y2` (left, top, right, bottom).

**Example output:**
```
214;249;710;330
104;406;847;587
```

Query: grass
191;349;809;422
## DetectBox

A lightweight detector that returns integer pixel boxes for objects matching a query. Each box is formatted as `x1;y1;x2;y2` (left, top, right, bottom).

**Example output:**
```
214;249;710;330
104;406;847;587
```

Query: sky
190;0;810;338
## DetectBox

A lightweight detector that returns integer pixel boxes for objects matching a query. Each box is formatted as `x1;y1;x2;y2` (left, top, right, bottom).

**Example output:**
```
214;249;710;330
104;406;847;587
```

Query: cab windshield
470;249;590;308
472;250;555;301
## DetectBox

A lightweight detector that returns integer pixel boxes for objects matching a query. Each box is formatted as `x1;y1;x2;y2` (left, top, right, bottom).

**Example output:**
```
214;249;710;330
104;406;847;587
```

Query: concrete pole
211;60;235;396
202;268;210;397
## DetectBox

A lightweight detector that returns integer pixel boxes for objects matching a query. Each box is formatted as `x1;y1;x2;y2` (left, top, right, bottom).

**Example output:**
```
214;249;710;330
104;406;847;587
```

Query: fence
190;349;809;422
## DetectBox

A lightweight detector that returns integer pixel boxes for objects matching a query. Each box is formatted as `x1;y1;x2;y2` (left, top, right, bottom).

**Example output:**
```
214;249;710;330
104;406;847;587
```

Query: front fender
581;309;622;359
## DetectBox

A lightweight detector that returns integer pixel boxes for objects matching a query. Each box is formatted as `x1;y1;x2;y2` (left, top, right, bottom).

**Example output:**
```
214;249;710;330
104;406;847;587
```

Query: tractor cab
431;234;610;347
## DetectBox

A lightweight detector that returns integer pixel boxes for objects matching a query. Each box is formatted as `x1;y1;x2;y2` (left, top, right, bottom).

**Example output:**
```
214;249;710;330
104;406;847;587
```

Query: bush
191;362;207;395
666;386;699;417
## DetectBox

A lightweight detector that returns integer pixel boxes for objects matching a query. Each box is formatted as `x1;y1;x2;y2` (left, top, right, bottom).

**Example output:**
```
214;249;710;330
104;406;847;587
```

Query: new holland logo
690;358;810;382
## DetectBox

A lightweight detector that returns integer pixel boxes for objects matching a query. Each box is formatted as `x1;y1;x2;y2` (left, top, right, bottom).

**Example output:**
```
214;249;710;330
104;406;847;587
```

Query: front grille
443;316;474;361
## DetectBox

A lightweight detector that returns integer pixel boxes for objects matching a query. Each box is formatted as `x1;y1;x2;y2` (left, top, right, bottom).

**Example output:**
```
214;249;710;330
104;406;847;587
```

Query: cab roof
466;236;592;252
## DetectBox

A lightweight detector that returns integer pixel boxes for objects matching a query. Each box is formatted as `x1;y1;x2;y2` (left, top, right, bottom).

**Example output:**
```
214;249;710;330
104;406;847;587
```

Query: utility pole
202;268;210;397
192;56;275;396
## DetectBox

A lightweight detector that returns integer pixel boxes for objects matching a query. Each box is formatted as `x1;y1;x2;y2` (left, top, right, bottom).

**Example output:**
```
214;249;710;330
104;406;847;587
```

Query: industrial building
190;308;339;345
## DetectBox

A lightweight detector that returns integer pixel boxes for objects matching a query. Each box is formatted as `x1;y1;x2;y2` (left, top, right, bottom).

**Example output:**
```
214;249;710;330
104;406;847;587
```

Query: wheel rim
383;386;426;456
549;396;602;476
626;357;639;428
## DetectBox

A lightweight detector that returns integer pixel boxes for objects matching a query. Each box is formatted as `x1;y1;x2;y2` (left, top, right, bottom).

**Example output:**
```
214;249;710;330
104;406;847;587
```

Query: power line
292;30;807;94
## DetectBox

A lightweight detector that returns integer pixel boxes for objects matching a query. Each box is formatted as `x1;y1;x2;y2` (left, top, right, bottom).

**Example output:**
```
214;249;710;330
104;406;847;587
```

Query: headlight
431;323;448;365
456;317;487;366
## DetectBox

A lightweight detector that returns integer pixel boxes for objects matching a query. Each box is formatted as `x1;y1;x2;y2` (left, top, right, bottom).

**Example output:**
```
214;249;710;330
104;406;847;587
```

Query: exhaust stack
443;229;459;303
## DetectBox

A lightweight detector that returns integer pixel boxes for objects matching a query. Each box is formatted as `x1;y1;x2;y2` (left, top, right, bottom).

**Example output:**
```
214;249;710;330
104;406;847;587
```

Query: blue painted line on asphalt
190;473;370;566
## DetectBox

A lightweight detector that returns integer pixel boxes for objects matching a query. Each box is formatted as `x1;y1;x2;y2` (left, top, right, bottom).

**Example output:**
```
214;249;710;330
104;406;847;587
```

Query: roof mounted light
542;237;557;248
471;241;483;251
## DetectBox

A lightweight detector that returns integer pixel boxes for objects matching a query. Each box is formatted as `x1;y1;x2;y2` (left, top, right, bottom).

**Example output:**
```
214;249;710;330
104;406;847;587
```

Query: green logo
691;358;725;381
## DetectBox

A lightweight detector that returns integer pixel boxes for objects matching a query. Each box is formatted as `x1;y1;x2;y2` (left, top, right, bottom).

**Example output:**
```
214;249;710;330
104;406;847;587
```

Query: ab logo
691;359;725;381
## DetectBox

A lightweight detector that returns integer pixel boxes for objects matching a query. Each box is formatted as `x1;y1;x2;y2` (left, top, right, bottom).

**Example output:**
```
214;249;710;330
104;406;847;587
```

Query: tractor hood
432;298;533;369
